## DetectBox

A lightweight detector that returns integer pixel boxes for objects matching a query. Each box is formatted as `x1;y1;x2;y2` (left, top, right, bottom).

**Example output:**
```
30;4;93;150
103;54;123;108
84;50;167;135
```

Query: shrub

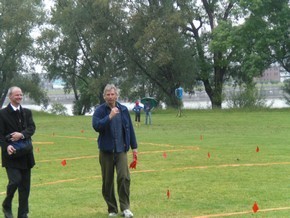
49;102;68;116
226;83;270;109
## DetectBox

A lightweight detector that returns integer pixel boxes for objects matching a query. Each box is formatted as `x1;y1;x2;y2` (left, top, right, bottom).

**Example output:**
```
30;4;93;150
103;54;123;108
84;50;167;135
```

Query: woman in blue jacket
92;84;137;218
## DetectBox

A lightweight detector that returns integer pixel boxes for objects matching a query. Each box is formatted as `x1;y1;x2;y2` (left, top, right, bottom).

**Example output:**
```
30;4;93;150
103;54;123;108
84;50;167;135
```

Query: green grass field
1;108;290;218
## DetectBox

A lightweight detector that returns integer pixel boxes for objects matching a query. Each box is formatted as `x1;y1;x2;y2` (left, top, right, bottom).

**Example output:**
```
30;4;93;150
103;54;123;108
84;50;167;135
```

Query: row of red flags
158;145;259;160
45;145;259;167
52;132;260;213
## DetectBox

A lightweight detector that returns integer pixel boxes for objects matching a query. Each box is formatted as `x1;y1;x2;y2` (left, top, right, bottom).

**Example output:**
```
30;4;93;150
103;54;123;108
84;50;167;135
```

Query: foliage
37;0;124;115
18;73;49;108
34;0;289;112
282;79;290;105
226;83;269;109
2;0;288;113
122;1;198;107
0;0;49;108
176;0;289;108
49;102;68;115
239;0;290;72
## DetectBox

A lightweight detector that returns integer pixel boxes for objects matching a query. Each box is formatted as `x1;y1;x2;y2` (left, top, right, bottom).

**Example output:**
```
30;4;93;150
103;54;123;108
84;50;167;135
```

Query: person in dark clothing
0;86;36;218
144;100;152;125
132;101;143;127
92;84;138;218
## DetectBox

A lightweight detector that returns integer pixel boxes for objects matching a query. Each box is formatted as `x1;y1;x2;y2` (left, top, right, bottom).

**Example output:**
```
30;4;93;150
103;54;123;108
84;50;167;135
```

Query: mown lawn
0;108;290;217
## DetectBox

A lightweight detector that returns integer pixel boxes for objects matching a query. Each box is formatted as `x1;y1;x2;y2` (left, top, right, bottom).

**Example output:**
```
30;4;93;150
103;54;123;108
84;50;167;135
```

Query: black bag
10;139;33;157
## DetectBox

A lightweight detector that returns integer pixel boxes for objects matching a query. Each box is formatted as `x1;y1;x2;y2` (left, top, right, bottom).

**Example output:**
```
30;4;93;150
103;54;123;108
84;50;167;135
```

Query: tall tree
177;0;288;108
36;0;288;111
119;0;197;107
0;0;48;108
37;0;127;115
239;0;290;72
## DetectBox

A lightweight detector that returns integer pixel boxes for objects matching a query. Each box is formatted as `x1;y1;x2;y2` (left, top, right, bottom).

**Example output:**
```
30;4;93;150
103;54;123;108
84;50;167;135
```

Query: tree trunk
0;89;8;109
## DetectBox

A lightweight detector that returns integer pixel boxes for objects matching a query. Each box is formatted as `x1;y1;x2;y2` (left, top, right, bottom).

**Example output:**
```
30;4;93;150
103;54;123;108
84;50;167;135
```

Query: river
23;98;289;116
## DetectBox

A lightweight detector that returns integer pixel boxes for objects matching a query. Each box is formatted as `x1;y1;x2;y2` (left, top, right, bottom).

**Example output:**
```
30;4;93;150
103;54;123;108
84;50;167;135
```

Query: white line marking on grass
193;206;290;217
37;155;98;163
36;133;96;141
139;142;173;147
35;147;199;163
140;148;199;154
33;142;54;144
130;162;290;174
32;175;102;187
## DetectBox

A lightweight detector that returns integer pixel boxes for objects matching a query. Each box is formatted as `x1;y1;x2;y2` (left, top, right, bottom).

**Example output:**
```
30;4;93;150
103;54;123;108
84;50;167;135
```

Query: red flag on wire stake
61;160;67;166
129;151;138;169
207;152;211;158
256;146;260;152
163;152;167;158
167;190;170;199
252;201;259;213
81;129;84;133
129;161;136;169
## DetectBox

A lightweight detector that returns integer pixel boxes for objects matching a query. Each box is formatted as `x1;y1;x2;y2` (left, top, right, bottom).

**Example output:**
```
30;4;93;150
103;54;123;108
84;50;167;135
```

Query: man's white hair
8;86;21;97
103;84;119;97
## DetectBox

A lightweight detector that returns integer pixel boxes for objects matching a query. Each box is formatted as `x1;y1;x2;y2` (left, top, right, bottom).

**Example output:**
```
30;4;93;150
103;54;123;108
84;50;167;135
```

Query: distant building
255;66;280;83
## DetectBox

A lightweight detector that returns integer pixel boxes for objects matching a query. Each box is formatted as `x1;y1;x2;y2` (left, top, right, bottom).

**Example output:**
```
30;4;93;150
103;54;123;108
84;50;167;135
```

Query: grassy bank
1;109;290;217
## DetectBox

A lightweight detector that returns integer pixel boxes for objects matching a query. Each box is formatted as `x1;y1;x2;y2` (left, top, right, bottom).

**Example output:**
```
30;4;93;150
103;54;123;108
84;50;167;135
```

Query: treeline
0;0;289;114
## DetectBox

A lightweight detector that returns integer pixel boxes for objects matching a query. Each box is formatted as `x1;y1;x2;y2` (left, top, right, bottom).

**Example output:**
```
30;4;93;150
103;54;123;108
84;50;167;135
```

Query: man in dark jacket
0;86;36;218
92;84;137;218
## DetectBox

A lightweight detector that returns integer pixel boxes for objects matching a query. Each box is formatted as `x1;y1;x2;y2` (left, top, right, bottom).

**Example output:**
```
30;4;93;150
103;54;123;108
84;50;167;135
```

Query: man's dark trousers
3;168;31;217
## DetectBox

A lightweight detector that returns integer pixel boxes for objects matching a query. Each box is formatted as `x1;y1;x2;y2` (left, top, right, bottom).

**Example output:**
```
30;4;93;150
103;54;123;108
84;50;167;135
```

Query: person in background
0;86;36;218
144;100;152;125
132;101;143;127
92;84;138;218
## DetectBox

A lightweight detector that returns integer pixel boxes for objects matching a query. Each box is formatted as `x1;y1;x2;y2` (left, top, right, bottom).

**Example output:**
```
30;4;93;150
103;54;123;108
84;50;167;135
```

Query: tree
0;0;48;108
239;0;290;72
36;0;288;111
118;0;197;107
177;0;288;108
282;78;290;105
37;0;127;115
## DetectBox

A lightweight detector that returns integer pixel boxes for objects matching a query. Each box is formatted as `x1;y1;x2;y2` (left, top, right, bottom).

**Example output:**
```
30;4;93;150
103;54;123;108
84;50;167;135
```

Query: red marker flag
129;161;137;169
61;160;67;166
129;151;138;169
208;152;211;158
252;201;259;213
163;152;167;158
256;146;260;152
167;190;170;199
81;129;84;133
